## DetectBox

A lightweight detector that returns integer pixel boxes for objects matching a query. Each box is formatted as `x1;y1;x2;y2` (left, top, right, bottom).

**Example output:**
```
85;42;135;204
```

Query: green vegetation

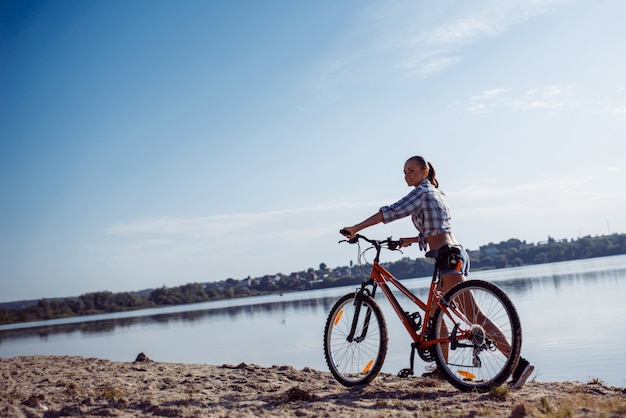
385;233;626;279
1;233;625;326
489;385;510;401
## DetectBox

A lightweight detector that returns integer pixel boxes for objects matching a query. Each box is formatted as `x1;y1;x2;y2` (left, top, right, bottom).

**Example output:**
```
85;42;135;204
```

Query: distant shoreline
2;242;626;326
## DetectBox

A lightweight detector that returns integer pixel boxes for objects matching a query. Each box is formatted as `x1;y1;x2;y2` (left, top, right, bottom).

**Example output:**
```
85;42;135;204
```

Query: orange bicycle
323;232;522;392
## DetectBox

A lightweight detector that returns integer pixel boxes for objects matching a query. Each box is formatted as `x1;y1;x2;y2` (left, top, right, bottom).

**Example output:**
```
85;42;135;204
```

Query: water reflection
0;296;341;344
3;262;624;345
485;266;625;297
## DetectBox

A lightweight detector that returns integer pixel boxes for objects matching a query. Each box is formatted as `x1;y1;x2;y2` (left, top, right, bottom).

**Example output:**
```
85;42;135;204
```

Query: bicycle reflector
362;360;374;375
334;310;344;326
458;370;476;379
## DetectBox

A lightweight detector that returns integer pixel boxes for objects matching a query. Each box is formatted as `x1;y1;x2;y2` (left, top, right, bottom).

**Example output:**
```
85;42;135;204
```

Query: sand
1;354;624;417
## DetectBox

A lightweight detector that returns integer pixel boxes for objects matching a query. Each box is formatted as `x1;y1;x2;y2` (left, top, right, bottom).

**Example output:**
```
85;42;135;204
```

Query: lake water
2;255;625;387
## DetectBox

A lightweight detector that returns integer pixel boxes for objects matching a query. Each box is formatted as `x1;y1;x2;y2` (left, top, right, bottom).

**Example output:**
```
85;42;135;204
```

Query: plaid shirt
380;179;452;251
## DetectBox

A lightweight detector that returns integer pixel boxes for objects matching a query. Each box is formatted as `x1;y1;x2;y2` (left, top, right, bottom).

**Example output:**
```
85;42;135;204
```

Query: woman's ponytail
427;161;439;188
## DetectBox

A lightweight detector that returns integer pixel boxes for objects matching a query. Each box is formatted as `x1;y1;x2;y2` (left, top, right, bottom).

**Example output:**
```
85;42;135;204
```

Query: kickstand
397;343;418;378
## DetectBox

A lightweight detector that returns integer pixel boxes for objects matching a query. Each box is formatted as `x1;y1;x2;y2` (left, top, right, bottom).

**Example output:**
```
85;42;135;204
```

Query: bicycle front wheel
432;280;522;392
323;292;388;387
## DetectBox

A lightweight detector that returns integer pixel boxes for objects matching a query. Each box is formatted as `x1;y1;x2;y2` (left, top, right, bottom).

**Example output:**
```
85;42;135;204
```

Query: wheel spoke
324;293;388;386
434;280;522;391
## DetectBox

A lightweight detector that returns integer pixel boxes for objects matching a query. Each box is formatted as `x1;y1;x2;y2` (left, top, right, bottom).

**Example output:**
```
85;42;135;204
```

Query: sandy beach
1;354;624;417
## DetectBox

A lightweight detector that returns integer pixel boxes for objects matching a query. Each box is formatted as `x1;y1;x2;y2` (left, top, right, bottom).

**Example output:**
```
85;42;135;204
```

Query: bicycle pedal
398;368;414;378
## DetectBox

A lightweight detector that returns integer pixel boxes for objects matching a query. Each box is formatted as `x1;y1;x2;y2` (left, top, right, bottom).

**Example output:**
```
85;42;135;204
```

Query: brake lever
339;229;359;244
338;239;356;244
343;237;359;244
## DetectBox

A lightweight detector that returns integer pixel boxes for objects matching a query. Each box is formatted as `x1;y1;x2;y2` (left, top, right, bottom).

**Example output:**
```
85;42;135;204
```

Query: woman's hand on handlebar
399;236;418;248
340;227;358;240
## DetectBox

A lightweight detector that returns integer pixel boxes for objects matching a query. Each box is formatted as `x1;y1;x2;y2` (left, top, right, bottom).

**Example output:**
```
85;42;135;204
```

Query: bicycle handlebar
339;229;403;251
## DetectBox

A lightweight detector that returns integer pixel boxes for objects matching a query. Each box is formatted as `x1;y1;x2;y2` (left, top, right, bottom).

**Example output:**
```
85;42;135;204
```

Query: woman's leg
440;273;512;356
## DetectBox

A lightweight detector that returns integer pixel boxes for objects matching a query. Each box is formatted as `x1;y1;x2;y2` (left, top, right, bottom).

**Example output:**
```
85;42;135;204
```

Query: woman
341;155;534;389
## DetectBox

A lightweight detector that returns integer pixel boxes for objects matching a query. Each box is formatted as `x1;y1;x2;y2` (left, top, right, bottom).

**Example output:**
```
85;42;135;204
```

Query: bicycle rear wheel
432;280;522;392
323;292;388;387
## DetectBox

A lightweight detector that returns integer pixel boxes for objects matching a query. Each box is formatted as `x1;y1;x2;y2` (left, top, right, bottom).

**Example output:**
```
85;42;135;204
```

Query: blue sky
1;0;625;303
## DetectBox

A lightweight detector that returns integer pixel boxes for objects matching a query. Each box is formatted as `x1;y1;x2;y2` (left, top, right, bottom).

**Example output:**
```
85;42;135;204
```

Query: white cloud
454;84;626;119
453;85;570;112
105;200;388;237
423;14;503;45
451;173;626;227
97;200;393;283
606;105;626;120
469;88;508;100
106;214;260;236
445;170;626;249
399;53;462;78
394;2;566;78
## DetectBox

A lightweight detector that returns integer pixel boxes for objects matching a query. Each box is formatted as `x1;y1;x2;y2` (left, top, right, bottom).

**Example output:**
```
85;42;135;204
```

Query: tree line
380;233;626;281
2;233;625;326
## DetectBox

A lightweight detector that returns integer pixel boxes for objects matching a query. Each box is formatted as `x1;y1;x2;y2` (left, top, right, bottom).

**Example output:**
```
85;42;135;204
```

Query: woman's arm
341;211;384;239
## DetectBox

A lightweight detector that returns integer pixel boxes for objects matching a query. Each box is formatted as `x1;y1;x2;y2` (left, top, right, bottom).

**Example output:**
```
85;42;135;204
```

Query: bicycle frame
350;242;471;352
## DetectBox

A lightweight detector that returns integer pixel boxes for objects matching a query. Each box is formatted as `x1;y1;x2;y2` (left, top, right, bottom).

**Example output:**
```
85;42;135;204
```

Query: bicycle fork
346;282;376;343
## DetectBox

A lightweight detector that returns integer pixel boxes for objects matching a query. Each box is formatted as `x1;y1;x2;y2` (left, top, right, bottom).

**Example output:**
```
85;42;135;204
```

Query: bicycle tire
432;280;522;392
323;292;388;387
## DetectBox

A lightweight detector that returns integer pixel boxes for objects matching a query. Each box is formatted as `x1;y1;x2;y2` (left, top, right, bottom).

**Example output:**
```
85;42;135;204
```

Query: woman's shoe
510;357;534;389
